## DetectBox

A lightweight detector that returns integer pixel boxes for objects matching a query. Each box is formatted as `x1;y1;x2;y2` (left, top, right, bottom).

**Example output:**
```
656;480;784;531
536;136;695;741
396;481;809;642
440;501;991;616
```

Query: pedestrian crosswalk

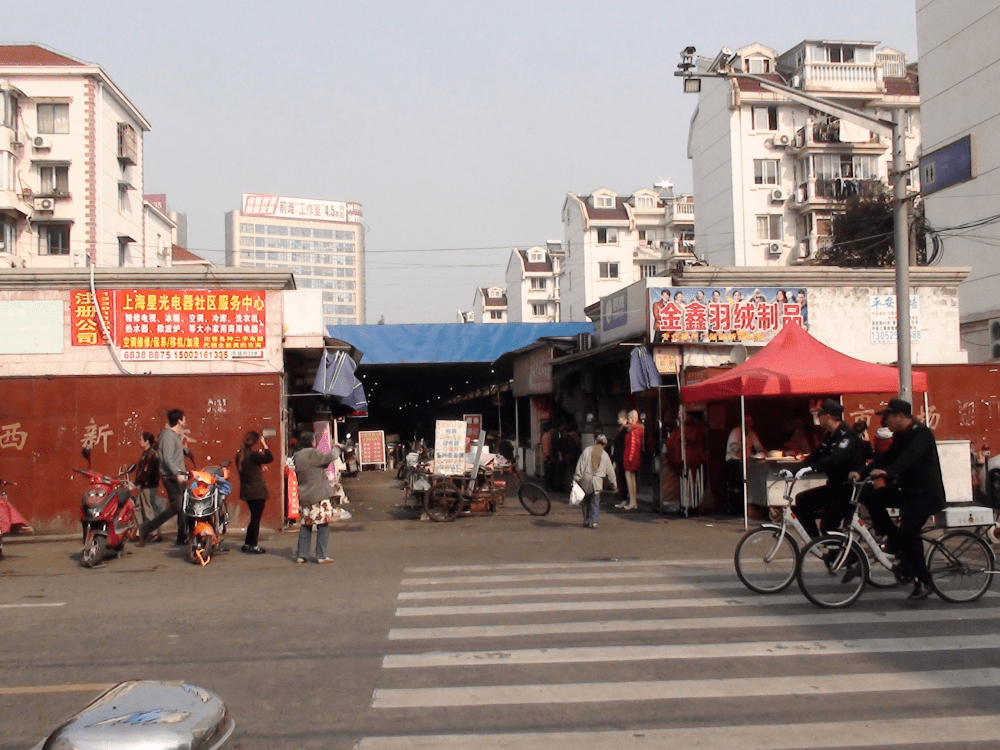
358;559;1000;749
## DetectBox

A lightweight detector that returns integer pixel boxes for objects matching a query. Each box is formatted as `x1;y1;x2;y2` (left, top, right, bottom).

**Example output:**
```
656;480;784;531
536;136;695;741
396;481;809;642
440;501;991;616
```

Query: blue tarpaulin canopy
325;323;594;365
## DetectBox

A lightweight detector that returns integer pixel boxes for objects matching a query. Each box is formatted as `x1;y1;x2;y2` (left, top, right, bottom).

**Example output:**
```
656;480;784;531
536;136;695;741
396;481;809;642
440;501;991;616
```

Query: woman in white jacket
574;434;617;529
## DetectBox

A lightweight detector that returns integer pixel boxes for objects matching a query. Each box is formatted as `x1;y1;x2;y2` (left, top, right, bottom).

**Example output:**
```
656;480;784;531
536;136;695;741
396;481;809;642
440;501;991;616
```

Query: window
746;57;771;74
38;223;70;255
490;310;503;320
753;159;780;185
488;288;502;298
815;216;833;236
37;103;69;134
752;106;778;131
118;184;131;213
0;216;15;254
594;195;614;208
118;238;130;265
640;264;657;278
240;223;254;233
530;278;546;291
529;250;544;262
117;123;138;164
1;90;18;129
598;262;619;279
38;164;69;195
756;215;783;241
826;45;855;64
531;303;546;317
0;152;14;191
635;195;654;208
596;227;618;244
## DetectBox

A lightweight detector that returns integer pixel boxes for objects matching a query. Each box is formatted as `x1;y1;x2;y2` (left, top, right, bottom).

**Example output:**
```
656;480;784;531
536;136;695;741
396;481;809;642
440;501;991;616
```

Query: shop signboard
869;294;920;344
242;193;363;224
434;419;466;476
358;430;386;469
70;289;266;360
464;414;482;452
653;346;681;374
649;286;806;345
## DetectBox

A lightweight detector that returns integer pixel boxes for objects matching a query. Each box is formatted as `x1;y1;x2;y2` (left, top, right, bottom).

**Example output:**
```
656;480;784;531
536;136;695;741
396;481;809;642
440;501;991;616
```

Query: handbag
569;481;586;505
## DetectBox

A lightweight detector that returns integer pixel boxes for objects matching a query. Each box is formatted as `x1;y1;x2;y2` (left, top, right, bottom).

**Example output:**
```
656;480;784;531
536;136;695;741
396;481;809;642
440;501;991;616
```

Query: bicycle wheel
734;527;799;594
797;536;869;609
518;483;551;516
864;545;899;589
927;530;994;603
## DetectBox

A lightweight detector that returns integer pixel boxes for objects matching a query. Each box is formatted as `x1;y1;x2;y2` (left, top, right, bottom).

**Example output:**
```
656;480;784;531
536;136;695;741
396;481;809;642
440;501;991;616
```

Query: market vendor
725;415;766;515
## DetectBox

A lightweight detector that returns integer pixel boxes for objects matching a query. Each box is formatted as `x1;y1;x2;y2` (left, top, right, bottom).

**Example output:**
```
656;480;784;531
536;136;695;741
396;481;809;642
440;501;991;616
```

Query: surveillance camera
682;46;696;56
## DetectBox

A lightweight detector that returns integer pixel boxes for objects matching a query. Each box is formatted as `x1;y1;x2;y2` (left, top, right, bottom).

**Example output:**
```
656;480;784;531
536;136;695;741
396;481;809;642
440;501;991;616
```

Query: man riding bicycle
851;398;947;601
783;398;866;538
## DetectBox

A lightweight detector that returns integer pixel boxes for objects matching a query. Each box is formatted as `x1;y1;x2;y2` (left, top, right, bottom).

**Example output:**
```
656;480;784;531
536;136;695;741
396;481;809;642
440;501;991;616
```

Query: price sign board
358;430;386;469
434;420;466;476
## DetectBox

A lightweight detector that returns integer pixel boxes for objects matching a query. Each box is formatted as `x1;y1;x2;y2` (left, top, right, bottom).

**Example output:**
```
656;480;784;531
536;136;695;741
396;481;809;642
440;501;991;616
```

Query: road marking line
383;634;999;668
398;581;746;600
0;683;112;696
404;559;733;574
0;602;66;609
388;606;1000;640
372;667;1000;708
401;569;731;586
355;715;1000;749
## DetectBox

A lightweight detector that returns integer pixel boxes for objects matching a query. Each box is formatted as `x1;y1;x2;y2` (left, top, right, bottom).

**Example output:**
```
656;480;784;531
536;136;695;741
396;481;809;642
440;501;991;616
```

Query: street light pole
675;51;913;399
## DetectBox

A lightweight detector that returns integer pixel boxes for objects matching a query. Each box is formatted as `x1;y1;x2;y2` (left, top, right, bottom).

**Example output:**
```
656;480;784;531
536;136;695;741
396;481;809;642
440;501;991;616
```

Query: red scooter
74;447;139;568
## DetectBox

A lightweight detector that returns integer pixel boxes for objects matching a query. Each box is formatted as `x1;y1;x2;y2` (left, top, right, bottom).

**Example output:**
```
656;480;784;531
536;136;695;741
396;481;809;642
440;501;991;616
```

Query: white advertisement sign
242;193;363;224
434;419;467;476
869;294;920;344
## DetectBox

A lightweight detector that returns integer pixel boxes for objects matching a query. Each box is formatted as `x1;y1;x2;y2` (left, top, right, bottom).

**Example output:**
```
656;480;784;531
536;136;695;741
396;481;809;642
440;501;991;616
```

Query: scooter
74;447;139;568
342;433;360;476
181;455;232;566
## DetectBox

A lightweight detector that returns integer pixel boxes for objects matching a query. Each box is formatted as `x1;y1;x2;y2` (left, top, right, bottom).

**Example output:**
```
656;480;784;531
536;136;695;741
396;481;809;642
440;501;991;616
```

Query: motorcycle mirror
221;460;232;467
81;446;92;468
346;433;352;440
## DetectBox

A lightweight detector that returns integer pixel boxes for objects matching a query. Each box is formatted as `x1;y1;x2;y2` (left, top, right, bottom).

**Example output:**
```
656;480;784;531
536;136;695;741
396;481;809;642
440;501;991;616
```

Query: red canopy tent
678;323;926;526
681;323;927;403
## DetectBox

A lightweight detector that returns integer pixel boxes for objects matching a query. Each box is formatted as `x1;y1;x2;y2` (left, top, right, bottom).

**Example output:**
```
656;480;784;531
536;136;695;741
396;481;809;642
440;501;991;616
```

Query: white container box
936;505;994;528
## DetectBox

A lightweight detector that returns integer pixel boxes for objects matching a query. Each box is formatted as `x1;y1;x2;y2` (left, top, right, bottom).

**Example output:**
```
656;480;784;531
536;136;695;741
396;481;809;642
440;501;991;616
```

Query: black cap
816;398;843;419
875;398;912;417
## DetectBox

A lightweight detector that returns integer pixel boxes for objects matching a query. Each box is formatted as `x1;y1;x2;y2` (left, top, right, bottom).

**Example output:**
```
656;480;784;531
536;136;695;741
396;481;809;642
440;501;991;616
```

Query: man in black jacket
855;398;947;601
789;399;867;538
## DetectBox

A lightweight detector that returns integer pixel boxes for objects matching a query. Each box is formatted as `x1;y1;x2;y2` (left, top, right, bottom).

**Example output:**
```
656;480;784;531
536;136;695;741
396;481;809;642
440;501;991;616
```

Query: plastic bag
569;481;585;505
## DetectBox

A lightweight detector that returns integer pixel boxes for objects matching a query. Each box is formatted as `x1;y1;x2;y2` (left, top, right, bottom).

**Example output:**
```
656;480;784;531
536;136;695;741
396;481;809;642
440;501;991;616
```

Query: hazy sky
10;1;918;323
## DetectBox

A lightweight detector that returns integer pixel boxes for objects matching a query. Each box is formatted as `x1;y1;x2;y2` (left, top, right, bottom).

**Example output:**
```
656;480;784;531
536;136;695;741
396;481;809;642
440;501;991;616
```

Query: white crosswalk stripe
361;558;1000;748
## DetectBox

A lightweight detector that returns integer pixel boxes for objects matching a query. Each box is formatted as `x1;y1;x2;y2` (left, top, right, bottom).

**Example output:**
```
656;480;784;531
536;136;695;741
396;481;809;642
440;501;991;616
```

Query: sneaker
317;557;335;564
908;581;931;600
241;545;266;555
590;523;598;529
295;557;307;564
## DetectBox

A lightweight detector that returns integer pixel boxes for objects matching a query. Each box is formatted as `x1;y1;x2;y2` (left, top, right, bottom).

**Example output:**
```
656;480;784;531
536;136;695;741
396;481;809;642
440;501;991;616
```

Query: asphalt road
3;471;1000;749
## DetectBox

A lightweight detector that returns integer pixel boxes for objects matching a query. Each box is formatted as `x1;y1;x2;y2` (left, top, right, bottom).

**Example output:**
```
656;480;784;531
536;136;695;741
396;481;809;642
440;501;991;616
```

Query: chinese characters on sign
358;431;386;467
602;289;628;331
0;422;27;451
649;287;807;344
70;290;267;360
869;295;920;344
434;420;467;476
241;193;363;224
464;415;482;452
81;418;114;453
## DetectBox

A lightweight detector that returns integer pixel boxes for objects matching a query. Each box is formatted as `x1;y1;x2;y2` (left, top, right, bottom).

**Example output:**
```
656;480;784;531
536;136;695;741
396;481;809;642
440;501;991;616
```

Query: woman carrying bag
236;430;274;555
292;430;342;564
573;434;617;529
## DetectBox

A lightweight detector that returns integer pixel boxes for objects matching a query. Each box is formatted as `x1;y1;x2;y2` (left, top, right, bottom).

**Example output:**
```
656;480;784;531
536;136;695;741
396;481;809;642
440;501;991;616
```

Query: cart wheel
425;479;462;522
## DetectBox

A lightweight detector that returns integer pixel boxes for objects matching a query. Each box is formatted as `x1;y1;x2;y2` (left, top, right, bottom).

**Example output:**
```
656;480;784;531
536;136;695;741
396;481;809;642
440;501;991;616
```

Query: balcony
792;118;886;153
666;199;695;225
792;178;885;211
793;62;884;94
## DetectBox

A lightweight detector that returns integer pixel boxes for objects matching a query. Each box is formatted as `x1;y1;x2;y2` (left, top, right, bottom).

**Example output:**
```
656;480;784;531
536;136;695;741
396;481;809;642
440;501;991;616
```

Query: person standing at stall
725;415;765;515
236;430;274;555
786;399;866;538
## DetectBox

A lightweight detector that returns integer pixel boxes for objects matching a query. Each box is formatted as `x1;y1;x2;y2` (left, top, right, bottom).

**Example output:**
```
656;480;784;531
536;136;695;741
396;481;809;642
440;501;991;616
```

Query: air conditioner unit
777;134;791;147
989;319;1000;361
764;138;775;149
770;188;787;202
33;197;55;211
767;243;781;256
32;135;51;150
576;332;592;352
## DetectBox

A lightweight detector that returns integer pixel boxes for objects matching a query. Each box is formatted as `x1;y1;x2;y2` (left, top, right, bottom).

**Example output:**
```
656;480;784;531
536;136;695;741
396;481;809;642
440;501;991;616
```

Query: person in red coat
617;410;644;510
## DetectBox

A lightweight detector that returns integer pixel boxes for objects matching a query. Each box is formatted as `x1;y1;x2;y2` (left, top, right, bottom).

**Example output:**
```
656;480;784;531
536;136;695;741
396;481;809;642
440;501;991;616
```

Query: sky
9;1;918;323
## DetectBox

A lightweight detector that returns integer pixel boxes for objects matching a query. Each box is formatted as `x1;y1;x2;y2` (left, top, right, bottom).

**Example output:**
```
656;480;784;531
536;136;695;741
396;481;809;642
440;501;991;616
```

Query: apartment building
472;285;507;323
225;193;365;327
504;241;564;322
561;187;695;321
0;44;169;269
687;40;920;266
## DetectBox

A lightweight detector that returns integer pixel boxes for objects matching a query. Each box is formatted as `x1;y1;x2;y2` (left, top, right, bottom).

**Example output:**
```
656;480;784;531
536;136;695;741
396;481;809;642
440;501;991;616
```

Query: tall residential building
687;41;920;266
0;44;168;268
504;241;564;322
916;2;1000;361
561;186;695;321
225;193;365;327
472;285;507;323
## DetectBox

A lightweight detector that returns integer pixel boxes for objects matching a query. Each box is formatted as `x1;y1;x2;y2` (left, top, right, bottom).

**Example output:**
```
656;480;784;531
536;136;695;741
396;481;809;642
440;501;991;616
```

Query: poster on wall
869;294;920;344
434;419;466;476
649;286;807;344
464;414;482;452
70;289;267;360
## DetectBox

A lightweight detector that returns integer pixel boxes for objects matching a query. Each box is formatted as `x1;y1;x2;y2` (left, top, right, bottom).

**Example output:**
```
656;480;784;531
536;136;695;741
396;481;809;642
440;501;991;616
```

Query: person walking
617;410;644;510
574;434;617;528
134;432;163;542
235;430;273;555
293;430;342;564
139;408;189;546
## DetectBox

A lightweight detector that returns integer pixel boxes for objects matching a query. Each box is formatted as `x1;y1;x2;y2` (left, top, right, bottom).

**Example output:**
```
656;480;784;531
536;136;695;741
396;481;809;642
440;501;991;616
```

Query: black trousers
725;459;743;514
140;475;186;544
794;483;853;538
863;486;933;584
243;498;266;547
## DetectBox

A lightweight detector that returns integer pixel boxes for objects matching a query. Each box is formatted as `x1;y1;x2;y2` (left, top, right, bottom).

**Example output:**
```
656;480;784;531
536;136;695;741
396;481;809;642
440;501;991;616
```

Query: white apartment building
504;241;564;322
472;285;507;323
561;187;695;321
687;41;920;266
225;193;365;328
916;2;1000;362
0;44;169;269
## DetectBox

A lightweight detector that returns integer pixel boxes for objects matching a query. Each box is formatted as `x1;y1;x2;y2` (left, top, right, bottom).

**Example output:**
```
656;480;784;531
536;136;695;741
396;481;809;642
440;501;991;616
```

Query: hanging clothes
629;346;662;392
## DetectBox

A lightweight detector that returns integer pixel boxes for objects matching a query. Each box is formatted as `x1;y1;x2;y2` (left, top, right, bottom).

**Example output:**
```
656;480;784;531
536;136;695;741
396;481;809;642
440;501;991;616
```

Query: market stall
680;324;929;527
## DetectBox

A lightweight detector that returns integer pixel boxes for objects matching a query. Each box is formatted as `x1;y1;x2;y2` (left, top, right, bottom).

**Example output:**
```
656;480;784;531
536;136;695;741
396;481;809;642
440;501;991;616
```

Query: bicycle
797;477;996;608
505;462;551;516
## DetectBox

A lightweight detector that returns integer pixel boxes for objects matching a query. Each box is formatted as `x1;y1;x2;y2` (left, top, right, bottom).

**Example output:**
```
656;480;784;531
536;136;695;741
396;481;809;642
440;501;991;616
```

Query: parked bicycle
424;459;550;521
797;477;996;608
